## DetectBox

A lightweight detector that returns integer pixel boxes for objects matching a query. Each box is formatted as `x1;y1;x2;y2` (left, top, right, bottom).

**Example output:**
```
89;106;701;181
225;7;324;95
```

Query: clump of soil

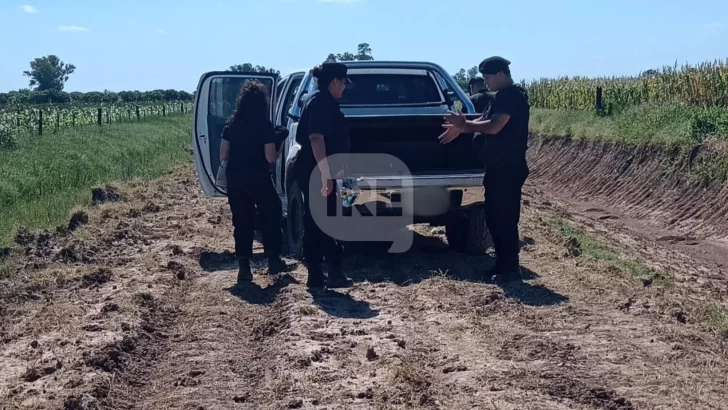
166;260;186;280
142;202;161;213
32;231;55;258
63;393;100;410
57;241;99;264
14;227;35;246
91;185;122;204
68;211;89;232
82;268;112;288
565;237;582;257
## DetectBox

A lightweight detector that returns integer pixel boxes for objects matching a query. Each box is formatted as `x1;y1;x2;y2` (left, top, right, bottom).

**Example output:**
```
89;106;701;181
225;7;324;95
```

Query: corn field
524;59;728;111
0;101;193;148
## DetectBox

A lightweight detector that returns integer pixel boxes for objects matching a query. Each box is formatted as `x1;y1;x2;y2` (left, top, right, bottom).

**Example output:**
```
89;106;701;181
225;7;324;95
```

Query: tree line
4;43;478;106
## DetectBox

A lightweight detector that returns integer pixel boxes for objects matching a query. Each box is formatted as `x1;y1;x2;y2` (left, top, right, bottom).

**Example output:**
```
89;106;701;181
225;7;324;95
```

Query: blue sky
1;0;726;93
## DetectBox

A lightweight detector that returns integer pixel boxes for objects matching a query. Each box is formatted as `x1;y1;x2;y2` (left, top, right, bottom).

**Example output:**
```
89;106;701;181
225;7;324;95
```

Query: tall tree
23;55;76;92
326;43;375;62
228;63;280;76
355;43;374;61
453;66;480;91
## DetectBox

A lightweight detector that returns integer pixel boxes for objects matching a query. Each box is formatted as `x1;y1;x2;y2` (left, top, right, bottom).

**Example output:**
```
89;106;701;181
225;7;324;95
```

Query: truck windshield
338;73;443;105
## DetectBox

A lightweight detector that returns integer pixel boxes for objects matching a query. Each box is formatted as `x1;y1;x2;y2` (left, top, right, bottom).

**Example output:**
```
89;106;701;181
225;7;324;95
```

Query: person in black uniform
468;77;492;114
293;62;354;289
439;56;530;283
216;79;289;285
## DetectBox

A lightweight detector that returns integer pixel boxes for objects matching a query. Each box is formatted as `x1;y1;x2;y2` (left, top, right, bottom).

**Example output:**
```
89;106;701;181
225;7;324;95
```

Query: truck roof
335;60;447;70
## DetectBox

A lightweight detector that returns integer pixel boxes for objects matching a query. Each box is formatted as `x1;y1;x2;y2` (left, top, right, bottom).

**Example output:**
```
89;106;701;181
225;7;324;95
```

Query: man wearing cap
293;61;355;289
468;77;492;114
439;56;530;283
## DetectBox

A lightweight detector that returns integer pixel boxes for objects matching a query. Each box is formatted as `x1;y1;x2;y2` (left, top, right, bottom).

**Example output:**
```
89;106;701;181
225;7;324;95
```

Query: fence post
73;112;76;127
163;105;166;117
136;106;140;121
56;111;60;133
39;110;43;136
97;108;102;126
595;86;603;111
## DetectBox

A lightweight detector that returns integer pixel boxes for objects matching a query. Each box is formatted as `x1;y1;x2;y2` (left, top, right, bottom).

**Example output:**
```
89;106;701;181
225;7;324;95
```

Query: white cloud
705;22;722;32
57;25;89;32
20;5;38;13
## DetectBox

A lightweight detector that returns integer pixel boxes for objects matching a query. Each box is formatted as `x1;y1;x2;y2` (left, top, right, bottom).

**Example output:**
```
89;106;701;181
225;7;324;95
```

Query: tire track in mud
3;165;728;410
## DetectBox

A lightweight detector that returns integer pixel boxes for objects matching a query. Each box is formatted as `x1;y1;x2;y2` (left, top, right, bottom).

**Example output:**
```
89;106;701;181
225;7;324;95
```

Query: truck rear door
192;72;278;197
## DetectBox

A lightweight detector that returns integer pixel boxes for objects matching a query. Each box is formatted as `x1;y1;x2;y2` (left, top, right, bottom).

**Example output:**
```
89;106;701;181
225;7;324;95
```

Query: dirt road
1;165;727;410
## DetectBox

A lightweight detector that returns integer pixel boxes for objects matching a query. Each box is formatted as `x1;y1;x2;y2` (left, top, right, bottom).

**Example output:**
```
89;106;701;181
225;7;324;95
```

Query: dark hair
227;80;269;126
312;62;348;90
469;77;484;87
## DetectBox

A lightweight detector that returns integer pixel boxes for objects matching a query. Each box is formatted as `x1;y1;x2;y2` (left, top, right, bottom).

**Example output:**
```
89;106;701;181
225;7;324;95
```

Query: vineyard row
0;102;194;147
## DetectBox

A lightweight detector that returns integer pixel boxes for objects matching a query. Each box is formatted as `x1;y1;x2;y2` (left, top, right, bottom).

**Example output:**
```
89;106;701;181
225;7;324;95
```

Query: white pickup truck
191;61;491;256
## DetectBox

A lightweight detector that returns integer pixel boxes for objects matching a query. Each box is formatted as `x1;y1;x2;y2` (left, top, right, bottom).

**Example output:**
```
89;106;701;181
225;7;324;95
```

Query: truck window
208;77;274;119
340;74;442;105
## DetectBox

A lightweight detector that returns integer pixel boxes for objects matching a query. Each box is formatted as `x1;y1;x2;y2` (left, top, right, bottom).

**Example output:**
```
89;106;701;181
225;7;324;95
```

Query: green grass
546;217;660;281
531;104;728;147
705;305;728;337
531;104;728;185
0;115;193;246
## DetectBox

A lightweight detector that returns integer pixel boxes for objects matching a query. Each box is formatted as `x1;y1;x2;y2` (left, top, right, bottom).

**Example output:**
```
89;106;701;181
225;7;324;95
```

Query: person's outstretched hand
438;111;465;144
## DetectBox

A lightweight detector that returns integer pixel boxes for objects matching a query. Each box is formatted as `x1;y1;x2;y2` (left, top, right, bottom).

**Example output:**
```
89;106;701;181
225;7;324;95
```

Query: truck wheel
285;181;305;259
445;205;492;255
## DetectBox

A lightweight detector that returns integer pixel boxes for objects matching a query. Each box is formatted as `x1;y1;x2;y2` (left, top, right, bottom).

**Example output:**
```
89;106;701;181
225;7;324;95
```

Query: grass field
0;115;192;246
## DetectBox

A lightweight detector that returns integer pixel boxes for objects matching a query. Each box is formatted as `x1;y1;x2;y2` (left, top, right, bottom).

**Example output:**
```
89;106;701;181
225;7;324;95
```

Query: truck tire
285;181;305;259
445;205;493;255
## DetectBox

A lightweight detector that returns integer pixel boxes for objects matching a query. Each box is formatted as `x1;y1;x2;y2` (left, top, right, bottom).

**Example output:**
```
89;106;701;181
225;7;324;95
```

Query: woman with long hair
216;79;288;285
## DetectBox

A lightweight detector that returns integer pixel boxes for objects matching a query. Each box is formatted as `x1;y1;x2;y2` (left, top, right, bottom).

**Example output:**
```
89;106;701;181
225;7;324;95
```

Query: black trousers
295;168;343;267
483;164;529;270
227;173;282;260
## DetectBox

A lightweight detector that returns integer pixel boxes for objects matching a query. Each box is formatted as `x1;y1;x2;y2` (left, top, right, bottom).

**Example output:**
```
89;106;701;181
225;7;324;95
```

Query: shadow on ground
310;289;379;319
340;231;541;285
225;273;298;305
199;250;267;273
211;229;567;309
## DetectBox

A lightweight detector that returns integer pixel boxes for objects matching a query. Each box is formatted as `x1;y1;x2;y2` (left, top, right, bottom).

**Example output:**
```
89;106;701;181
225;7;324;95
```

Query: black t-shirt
221;117;277;178
473;84;530;171
469;90;492;114
294;89;350;176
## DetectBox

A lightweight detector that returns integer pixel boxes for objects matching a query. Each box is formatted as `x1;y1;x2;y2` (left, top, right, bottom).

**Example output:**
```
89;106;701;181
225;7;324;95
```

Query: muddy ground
1;161;728;410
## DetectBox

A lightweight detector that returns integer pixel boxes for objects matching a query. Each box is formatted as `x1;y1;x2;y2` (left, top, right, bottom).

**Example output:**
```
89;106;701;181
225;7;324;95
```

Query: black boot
325;260;353;289
237;258;252;284
305;263;326;289
487;257;522;284
267;257;289;275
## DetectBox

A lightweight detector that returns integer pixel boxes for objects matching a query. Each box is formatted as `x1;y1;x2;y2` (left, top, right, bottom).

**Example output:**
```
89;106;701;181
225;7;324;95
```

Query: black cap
478;56;511;75
313;61;351;83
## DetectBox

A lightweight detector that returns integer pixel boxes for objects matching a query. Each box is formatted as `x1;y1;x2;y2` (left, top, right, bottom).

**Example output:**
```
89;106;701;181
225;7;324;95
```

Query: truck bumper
338;173;485;217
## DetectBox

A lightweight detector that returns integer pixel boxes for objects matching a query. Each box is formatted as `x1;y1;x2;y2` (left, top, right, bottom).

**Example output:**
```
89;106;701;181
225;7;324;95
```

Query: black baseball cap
478;56;511;75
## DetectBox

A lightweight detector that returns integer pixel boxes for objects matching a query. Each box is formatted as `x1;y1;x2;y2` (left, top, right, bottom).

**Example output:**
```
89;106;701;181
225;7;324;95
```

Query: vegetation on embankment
0;115;193;246
529;105;728;185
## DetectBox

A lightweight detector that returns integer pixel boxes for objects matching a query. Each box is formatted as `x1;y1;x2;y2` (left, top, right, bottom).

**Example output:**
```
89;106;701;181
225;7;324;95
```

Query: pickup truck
191;61;492;257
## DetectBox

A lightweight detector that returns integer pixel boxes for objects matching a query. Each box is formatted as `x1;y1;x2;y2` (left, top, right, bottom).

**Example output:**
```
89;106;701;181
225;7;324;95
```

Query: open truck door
192;71;278;197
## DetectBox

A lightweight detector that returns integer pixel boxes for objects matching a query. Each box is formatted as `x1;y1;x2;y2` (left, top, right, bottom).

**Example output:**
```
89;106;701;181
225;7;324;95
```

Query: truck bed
346;115;483;176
